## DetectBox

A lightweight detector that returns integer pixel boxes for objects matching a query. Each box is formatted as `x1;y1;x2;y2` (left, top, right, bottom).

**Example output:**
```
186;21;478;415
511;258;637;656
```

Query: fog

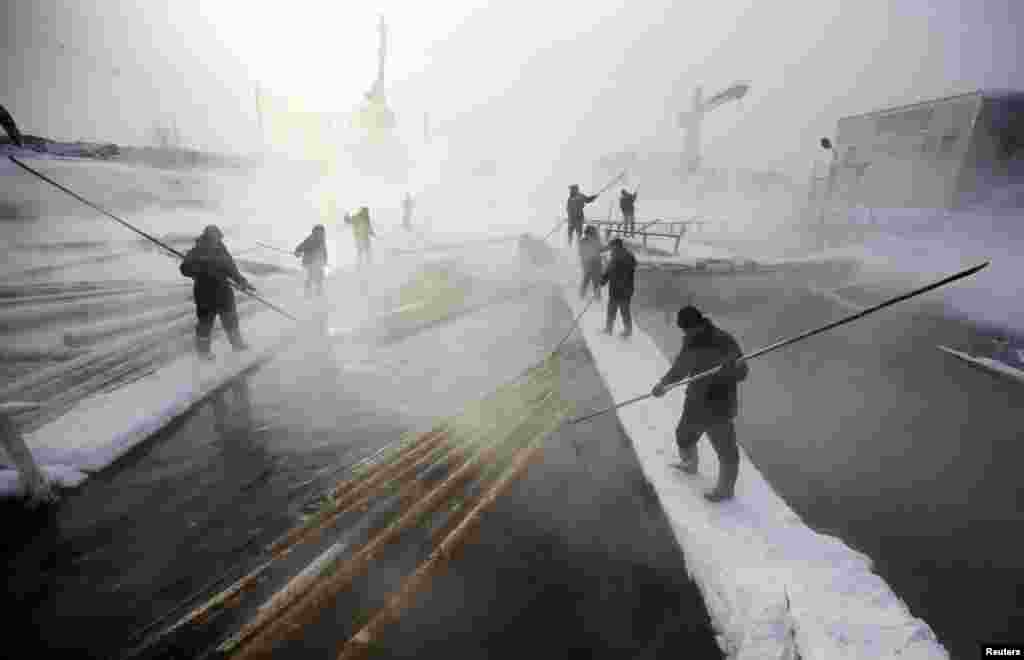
5;1;1022;174
4;0;1024;320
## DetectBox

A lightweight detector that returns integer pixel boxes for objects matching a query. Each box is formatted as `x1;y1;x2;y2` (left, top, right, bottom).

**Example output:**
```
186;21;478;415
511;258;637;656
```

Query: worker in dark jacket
566;184;598;246
619;188;638;237
600;238;637;337
345;207;376;267
652;306;749;502
577;225;608;300
179;225;253;360
294;224;328;298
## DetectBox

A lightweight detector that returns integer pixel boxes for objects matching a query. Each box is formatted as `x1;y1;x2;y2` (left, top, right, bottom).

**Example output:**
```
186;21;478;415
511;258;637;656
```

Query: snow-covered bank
551;249;948;659
0;304;313;497
0;235;536;500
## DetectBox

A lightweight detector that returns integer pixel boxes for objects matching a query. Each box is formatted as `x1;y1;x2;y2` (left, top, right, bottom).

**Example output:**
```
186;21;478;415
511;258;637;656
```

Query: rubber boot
705;461;738;502
195;334;215;361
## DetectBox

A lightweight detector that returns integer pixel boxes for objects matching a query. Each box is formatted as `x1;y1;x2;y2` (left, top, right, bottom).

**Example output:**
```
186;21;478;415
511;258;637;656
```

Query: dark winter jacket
659;322;748;424
566;192;598;224
180;238;249;311
294;233;328;267
619;191;637;214
601;247;637;298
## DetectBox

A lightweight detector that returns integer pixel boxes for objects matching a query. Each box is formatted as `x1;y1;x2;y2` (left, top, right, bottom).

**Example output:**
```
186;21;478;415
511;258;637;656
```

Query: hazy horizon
4;0;1022;181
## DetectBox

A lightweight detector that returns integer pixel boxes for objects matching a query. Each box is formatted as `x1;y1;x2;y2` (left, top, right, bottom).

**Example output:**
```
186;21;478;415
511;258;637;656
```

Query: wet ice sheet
552;248;948;660
8;306;303;482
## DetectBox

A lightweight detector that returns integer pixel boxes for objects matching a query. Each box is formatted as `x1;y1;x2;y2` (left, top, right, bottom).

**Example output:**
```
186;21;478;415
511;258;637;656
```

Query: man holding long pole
180;225;254;360
566;184;598;247
651;305;748;502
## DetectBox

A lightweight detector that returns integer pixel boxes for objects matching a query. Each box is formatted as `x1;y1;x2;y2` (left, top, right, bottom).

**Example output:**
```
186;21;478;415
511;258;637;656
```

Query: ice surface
1;227;492;497
18;304;304;473
552;248;948;660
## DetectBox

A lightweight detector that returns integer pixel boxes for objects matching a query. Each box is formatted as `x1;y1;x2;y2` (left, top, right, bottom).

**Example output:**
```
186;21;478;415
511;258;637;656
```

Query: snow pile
12;303;307;479
551;249;948;660
0;464;88;495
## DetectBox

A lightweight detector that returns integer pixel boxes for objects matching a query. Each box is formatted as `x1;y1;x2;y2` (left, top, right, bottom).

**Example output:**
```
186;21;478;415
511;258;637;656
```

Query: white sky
2;0;1022;180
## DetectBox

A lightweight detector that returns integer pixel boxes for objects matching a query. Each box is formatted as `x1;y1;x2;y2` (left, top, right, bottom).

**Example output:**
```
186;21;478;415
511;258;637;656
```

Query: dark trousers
605;294;632;334
675;418;739;466
196;306;245;349
567;219;583;246
304;265;325;297
623;211;635;236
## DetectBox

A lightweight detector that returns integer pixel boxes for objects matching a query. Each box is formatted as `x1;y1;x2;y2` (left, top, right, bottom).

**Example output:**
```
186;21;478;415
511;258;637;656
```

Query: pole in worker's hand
8;155;299;322
568;261;990;426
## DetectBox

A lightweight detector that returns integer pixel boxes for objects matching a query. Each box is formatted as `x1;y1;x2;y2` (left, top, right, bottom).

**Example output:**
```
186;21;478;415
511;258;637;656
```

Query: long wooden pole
569;261;990;425
8;156;298;321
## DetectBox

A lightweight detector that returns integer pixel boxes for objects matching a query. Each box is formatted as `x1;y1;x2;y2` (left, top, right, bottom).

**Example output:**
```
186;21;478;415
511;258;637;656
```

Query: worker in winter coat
651;305;749;502
345;207;376;267
578;225;608;300
619;188;638;237
566;184;598;246
294;224;328;298
600;238;637;337
179;225;253;360
401;193;415;231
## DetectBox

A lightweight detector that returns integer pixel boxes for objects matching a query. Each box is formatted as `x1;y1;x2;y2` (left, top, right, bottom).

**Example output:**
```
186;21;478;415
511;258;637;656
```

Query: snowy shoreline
551;249;948;660
0;303;312;498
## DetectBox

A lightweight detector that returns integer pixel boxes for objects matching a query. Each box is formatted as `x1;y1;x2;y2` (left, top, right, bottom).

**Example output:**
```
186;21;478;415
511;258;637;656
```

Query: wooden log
224;393;561;659
336;402;571;660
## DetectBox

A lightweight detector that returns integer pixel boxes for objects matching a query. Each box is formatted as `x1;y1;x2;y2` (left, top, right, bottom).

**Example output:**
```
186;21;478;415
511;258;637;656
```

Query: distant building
816;90;1024;228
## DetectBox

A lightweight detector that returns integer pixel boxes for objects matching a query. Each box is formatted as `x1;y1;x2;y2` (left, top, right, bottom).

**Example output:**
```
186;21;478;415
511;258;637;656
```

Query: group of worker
566;184;639;246
181;182;744;502
562;181;745;502
178;192;416;359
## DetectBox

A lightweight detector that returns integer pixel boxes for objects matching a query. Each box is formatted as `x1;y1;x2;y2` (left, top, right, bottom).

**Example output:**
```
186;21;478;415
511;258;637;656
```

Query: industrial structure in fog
809;89;1024;246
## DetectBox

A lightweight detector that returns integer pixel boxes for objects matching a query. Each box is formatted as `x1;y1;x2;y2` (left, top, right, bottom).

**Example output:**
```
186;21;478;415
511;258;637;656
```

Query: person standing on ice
345;207;376;268
401;193;415;231
180;225;252;360
619;188;638;237
651;305;748;502
294;224;328;298
600;238;636;337
578;225;608;300
566;184;598;246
